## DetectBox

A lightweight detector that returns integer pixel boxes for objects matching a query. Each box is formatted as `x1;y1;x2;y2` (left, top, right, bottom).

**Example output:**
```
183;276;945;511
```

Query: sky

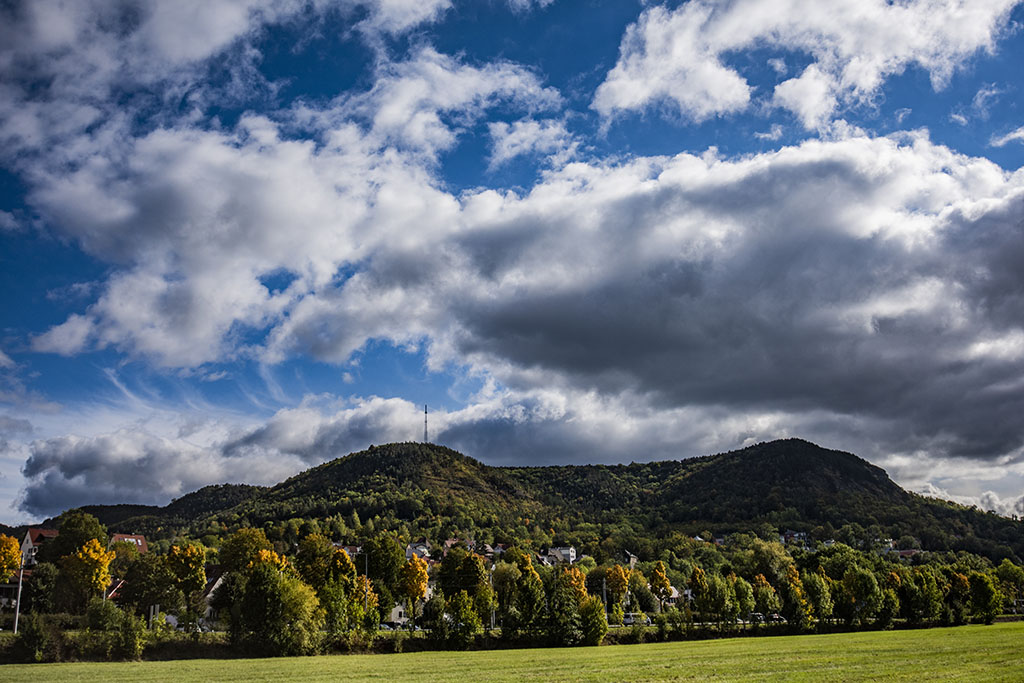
2;0;1024;524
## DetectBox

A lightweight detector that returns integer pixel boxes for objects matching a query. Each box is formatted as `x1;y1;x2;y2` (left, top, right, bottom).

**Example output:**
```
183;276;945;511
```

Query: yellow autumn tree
249;548;290;572
606;564;630;606
0;534;20;583
398;554;430;621
62;538;116;602
650;560;672;611
330;547;357;583
353;574;378;609
564;566;588;606
168;544;207;595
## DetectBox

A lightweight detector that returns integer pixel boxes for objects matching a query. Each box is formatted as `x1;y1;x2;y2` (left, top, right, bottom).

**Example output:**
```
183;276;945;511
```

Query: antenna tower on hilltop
424;404;428;443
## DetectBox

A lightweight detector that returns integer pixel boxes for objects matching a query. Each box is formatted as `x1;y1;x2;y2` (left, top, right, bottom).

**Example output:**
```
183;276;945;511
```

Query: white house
547;546;577;564
21;528;58;566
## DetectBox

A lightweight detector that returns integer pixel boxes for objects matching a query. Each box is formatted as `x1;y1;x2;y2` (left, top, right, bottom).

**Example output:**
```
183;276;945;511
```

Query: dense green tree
836;565;882;626
705;573;737;628
24;562;59;614
801;570;833;626
514;561;545;636
294;533;336;591
995;559;1024;612
458;552;488;598
445;590;481;649
941;571;970;626
968;572;1001;624
421;594;446;637
319;576;350;635
908;567;943;624
579;595;608;645
547;569;584;646
235;562;324;655
363;532;405;607
732;575;755;623
39;510;108;563
120;552;184;617
689;566;710;621
220;528;273;573
876;587;900;629
492;560;521;628
109;540;141;580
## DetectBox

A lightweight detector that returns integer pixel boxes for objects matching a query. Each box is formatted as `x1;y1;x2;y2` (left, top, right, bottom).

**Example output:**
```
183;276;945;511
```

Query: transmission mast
423;404;428;443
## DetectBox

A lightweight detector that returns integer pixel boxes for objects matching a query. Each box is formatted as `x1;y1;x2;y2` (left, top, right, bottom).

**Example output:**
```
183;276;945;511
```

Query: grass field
2;622;1023;682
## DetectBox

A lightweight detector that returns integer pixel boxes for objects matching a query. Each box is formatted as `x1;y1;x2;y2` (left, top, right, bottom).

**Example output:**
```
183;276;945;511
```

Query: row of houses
20;527;149;567
1;528;150;611
402;538;579;568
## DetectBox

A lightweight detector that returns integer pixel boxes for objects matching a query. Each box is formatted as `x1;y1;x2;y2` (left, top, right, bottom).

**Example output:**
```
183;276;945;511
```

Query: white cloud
0;211;19;231
507;0;556;13
32;314;95;356
971;83;1003;118
0;350;14;369
991;126;1024;147
593;3;752;123
337;47;561;156
918;483;1024;517
773;64;838;129
356;0;452;35
488;118;574;168
754;124;784;141
25;45;559;367
594;0;1022;127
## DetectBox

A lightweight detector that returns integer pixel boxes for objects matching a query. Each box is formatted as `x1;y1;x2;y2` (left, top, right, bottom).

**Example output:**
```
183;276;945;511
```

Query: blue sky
3;0;1024;523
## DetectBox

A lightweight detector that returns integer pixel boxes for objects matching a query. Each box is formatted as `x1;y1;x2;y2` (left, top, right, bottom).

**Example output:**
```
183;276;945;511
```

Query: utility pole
490;564;495;631
13;548;25;634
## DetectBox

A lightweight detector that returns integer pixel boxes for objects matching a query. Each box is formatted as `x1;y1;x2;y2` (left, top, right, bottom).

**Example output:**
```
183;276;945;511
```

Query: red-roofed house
21;528;58;566
110;533;149;554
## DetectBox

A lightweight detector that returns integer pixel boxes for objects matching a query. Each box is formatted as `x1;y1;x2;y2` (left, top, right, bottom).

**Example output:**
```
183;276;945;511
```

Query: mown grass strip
2;622;1023;682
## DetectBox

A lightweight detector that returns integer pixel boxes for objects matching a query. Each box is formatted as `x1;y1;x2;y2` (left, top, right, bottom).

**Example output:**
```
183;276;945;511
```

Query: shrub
14;614;55;663
86;597;121;631
116;610;147;661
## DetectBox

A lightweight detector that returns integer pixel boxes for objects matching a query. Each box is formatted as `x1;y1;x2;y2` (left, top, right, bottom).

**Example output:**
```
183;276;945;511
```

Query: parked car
622;613;651;626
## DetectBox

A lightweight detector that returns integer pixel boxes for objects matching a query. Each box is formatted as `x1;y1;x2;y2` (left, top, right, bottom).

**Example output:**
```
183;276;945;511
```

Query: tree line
3;507;1022;662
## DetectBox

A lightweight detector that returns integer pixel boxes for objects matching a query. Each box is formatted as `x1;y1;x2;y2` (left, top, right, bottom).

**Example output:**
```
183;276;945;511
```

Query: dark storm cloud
440;139;1024;463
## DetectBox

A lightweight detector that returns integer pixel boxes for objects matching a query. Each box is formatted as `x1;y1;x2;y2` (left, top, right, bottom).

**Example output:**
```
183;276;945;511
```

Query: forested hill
31;439;1024;563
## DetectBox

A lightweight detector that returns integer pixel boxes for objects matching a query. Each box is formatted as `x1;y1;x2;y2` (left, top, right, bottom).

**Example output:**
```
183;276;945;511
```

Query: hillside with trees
5;438;1024;663
27;438;1024;564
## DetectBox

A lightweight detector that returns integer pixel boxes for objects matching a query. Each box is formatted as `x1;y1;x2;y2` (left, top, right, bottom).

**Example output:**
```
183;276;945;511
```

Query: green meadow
3;622;1023;682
